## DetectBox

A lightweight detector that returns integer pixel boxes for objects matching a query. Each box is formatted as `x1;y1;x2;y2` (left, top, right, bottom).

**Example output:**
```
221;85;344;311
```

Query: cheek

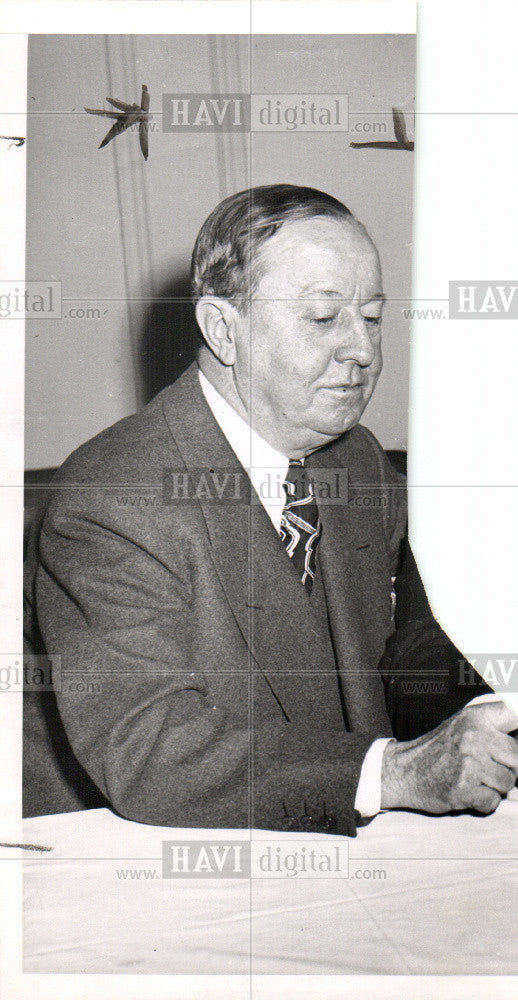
282;354;323;397
251;336;298;380
249;315;329;391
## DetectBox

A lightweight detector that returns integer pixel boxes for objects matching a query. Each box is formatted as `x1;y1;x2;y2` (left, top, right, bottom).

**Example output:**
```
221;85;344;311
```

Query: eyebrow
298;287;386;303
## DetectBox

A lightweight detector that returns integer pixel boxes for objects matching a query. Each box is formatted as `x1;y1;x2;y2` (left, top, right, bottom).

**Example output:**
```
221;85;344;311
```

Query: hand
381;701;518;815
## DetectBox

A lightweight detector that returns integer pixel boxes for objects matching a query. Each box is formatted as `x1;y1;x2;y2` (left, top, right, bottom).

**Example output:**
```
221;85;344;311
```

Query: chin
323;403;365;435
312;415;361;443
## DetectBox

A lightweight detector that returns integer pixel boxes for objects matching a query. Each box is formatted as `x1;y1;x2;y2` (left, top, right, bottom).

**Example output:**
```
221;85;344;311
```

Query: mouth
324;383;364;393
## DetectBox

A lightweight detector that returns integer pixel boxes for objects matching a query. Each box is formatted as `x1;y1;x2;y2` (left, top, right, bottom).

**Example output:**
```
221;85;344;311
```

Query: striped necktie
280;459;322;593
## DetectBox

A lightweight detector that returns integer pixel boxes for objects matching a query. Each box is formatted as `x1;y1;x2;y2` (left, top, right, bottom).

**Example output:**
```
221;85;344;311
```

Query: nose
333;308;376;367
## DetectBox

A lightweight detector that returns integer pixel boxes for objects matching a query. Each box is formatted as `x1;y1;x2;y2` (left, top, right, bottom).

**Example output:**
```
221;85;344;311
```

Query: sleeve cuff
467;693;502;706
354;737;394;818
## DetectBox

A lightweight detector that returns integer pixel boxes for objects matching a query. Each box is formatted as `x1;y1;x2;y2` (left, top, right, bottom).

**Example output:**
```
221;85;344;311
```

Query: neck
197;347;250;422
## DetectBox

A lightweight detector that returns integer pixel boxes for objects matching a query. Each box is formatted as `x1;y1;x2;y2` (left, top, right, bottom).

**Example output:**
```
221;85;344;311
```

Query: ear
195;297;242;366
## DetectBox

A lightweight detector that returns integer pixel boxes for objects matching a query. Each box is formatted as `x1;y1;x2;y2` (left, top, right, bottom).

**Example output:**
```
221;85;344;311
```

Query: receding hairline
255;212;377;251
249;214;380;289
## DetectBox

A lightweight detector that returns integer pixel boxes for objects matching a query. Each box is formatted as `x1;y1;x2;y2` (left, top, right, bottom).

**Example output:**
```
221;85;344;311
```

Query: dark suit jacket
23;363;487;834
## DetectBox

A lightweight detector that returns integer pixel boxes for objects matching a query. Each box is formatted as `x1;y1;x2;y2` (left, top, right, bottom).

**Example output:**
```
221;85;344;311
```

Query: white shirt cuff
354;737;394;818
467;693;502;706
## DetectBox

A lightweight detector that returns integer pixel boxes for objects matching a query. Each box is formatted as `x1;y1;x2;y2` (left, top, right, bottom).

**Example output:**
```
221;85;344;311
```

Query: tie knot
284;460;313;503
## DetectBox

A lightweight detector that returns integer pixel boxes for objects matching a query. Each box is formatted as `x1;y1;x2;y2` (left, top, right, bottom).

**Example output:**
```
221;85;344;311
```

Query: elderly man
24;184;518;834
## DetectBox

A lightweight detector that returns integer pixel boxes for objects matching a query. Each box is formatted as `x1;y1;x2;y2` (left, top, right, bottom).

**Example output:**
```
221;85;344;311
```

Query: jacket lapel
160;366;336;691
308;443;392;733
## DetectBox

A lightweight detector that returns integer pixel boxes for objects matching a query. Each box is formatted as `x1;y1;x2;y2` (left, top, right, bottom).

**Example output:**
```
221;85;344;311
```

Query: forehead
254;216;381;299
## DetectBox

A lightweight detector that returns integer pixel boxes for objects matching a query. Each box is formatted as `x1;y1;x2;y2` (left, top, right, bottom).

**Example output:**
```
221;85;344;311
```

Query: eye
311;314;337;326
364;316;381;327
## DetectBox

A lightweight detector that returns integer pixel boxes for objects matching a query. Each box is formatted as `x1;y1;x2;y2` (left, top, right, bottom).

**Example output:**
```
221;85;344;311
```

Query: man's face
232;215;384;457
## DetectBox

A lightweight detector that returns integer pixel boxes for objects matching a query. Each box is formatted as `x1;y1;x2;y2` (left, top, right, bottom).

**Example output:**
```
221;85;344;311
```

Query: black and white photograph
1;2;517;998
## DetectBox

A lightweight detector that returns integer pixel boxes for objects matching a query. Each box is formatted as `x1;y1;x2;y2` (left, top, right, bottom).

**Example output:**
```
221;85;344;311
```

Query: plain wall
26;33;415;468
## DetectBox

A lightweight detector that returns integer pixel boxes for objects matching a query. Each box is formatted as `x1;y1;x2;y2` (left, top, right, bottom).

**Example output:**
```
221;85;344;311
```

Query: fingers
481;760;517;796
490;733;518;772
471;786;502;815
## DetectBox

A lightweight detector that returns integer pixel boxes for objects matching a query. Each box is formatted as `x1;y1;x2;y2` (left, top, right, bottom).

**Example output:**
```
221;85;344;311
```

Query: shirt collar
198;368;290;472
198;368;295;532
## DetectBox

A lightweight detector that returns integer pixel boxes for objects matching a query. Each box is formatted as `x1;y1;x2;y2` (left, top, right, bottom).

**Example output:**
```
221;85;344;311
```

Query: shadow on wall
139;272;201;404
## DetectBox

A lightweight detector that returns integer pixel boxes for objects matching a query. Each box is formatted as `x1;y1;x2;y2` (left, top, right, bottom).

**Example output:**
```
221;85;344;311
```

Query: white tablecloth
18;792;518;975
